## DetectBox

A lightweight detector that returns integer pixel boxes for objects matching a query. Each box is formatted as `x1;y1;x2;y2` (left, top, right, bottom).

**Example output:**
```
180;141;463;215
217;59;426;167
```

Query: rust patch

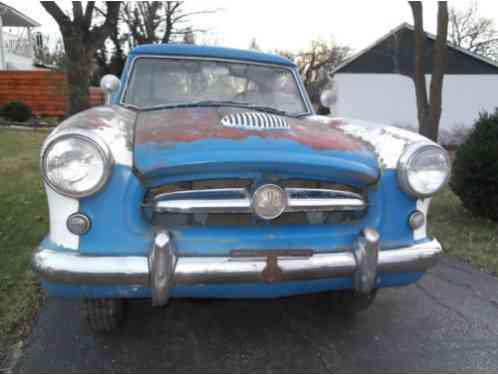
135;108;369;153
230;249;314;284
262;255;283;283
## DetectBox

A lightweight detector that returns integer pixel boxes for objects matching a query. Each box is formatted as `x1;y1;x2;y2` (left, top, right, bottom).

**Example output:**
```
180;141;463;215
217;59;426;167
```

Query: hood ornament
221;112;289;131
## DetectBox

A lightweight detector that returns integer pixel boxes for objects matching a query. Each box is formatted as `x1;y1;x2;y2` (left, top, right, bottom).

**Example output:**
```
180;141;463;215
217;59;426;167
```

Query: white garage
332;23;498;145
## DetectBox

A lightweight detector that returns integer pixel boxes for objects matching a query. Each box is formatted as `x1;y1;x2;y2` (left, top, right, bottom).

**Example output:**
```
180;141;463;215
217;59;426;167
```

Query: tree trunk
409;1;449;142
428;2;449;142
63;34;93;115
409;1;431;138
40;1;121;116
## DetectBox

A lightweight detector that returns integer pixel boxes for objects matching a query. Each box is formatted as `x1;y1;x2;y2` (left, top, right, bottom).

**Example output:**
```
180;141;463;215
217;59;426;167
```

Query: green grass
430;187;498;276
0;129;49;363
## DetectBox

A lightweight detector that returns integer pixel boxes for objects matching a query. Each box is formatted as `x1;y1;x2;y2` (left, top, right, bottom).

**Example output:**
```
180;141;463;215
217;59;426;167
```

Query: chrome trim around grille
153;187;366;214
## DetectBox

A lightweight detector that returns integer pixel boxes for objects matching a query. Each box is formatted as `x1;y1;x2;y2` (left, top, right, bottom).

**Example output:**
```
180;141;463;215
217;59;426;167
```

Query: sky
4;0;498;54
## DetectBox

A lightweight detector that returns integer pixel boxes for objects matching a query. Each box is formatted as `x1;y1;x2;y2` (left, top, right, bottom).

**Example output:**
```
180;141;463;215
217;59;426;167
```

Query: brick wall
0;71;104;117
89;86;104;108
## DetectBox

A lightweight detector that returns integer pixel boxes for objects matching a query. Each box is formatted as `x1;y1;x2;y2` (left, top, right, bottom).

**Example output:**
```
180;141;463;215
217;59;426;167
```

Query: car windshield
122;57;308;115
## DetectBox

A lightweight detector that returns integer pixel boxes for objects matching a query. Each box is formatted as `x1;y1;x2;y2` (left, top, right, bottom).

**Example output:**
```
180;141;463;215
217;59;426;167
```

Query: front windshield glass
122;57;308;114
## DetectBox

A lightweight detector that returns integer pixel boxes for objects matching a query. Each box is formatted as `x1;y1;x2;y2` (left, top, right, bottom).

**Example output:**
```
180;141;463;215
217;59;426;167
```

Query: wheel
82;298;125;333
333;289;378;314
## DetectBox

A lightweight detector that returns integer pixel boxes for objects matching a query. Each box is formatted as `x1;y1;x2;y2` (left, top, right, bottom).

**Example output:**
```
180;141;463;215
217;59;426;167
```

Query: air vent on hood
220;112;289;131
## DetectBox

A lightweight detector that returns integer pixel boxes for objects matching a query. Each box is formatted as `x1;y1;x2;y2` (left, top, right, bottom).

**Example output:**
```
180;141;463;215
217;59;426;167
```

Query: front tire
333;289;378;314
82;298;125;333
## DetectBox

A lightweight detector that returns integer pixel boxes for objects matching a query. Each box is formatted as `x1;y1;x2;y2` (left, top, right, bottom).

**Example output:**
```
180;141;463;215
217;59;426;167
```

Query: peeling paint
309;116;434;169
52;105;137;167
135;108;370;153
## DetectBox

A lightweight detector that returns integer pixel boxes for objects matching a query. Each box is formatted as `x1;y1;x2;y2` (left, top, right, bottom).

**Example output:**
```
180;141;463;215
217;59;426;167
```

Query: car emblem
252;184;288;220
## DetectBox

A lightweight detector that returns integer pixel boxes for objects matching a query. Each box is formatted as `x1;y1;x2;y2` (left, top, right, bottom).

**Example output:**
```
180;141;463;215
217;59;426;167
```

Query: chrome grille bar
154;188;251;214
153;188;366;214
286;188;366;212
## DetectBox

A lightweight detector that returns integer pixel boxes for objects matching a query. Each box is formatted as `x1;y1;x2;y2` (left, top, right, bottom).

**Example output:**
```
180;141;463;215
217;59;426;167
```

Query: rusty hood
133;107;379;186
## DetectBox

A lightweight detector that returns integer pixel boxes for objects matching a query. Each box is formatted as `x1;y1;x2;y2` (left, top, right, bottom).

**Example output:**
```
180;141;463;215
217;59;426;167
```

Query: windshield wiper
141;100;294;117
244;104;289;117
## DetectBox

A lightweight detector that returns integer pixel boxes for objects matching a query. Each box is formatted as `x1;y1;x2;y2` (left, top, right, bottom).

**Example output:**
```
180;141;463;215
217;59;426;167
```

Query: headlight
398;142;450;198
41;131;113;198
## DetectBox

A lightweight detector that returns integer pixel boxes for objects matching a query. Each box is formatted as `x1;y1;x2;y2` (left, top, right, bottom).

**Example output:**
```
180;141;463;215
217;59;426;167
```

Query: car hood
133;107;380;186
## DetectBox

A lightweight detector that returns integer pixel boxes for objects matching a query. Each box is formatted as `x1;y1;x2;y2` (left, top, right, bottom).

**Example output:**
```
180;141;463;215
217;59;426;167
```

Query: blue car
33;44;450;332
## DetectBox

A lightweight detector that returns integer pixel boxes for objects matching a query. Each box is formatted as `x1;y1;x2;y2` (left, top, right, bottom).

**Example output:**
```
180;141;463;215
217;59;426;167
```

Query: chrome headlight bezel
40;129;113;198
397;142;450;198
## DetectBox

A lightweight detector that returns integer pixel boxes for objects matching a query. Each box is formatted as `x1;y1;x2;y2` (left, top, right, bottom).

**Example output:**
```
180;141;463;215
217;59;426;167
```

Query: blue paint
378;272;424;287
375;170;417;247
39;152;421;298
135;136;379;187
79;165;152;255
157;170;416;256
129;44;296;67
74;168;417;258
39;168;422;299
42;272;423;299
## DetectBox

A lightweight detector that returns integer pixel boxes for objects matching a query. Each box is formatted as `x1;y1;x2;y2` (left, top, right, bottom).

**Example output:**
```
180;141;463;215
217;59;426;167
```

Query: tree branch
88;2;121;46
83;2;96;31
40;2;72;28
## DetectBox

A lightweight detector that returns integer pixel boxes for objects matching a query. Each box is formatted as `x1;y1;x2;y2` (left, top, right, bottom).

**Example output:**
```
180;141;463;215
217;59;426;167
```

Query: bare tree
409;1;449;142
448;2;498;60
41;2;121;115
120;2;216;48
279;40;350;110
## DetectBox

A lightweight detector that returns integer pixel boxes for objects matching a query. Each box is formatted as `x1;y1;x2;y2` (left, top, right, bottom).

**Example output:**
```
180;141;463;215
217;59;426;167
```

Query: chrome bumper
33;229;442;306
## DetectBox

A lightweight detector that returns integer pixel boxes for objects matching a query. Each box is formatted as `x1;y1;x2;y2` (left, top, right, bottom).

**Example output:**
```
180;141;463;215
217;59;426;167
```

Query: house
0;2;41;70
332;23;498;144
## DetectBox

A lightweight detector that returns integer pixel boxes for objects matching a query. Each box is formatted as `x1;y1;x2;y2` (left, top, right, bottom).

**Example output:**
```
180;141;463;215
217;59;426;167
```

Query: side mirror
100;74;121;105
320;89;336;109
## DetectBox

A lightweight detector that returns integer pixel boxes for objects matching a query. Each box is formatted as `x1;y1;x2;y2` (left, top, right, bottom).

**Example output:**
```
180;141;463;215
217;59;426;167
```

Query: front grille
145;179;367;227
146;179;359;198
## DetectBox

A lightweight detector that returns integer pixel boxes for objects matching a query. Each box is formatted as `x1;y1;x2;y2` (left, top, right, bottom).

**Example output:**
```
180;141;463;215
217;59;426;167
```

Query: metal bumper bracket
352;228;380;294
148;231;177;306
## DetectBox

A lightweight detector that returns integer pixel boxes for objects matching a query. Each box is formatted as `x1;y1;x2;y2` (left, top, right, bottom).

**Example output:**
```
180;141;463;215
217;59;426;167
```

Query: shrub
2;101;33;122
450;109;498;221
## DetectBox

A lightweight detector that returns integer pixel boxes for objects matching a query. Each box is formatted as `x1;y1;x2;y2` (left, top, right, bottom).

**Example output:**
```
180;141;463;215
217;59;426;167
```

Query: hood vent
221;112;289;131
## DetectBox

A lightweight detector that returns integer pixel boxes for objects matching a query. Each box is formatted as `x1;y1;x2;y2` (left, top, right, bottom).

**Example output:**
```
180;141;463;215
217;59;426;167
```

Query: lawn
0;128;497;363
430;186;498;276
0;129;49;365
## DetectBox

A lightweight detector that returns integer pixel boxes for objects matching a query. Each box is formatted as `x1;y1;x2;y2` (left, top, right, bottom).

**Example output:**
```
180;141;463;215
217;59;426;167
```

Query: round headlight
41;131;113;198
398;142;450;198
252;184;287;220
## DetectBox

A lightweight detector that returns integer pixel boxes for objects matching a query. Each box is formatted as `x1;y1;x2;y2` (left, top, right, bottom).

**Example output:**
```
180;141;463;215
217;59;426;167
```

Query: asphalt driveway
15;257;498;373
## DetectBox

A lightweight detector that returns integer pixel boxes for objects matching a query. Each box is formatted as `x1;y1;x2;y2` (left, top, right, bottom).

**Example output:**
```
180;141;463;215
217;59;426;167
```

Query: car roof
129;44;296;68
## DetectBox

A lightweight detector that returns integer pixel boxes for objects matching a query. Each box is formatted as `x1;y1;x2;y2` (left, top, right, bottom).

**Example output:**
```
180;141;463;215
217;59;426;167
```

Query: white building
332;23;498;144
0;2;40;70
